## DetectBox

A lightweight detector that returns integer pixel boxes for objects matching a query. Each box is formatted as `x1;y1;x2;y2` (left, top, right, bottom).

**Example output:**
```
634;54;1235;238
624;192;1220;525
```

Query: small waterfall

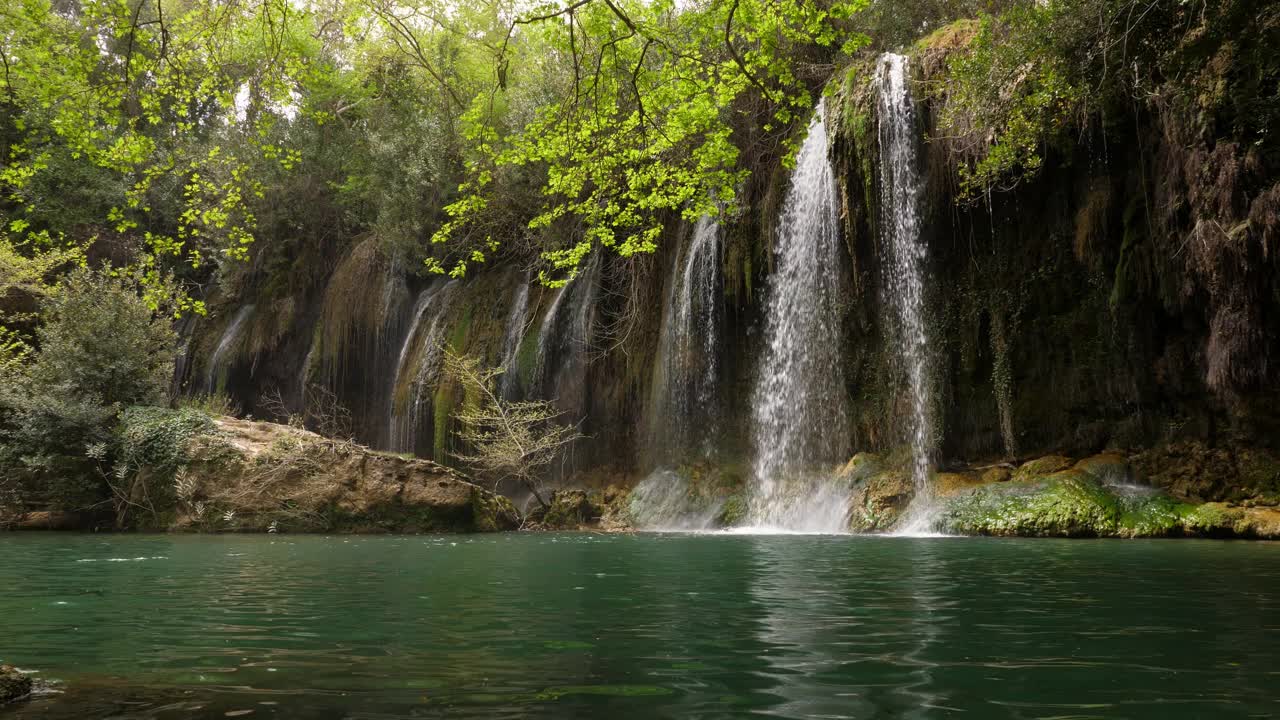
877;53;937;534
387;284;449;453
646;216;724;465
534;255;599;411
497;279;531;400
747;100;852;532
297;337;317;409
405;286;459;449
206;305;255;395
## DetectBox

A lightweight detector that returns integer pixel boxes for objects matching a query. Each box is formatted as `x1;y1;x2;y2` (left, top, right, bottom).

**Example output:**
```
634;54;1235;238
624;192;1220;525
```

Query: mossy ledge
934;455;1280;539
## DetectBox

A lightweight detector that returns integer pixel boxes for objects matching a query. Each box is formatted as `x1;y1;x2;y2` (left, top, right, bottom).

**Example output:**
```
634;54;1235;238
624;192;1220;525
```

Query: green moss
940;471;1121;536
432;381;455;462
1180;503;1245;536
448;306;473;352
471;489;519;532
1116;493;1195;537
716;493;747;526
515;319;542;388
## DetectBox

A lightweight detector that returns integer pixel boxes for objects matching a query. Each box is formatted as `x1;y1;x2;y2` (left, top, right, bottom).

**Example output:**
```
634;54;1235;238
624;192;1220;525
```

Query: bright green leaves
934;7;1084;199
1;0;327;315
429;0;870;280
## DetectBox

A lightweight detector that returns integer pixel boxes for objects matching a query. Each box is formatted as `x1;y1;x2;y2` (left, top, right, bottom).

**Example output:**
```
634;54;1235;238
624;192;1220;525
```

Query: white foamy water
875;54;939;536
748;100;852;532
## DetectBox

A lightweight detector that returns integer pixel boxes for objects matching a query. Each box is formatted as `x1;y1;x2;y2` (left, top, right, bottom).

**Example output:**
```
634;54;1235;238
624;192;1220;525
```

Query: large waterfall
877;53;937;534
206;305;255;395
747;100;852;532
646;216;724;464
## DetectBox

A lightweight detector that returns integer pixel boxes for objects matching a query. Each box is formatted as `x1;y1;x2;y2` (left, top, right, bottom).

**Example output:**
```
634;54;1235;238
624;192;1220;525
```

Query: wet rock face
0;665;32;704
843;453;914;532
1131;442;1280;504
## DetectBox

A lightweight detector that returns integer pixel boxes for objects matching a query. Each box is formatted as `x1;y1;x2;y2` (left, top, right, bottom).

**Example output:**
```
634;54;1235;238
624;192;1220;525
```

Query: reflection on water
1;534;1279;719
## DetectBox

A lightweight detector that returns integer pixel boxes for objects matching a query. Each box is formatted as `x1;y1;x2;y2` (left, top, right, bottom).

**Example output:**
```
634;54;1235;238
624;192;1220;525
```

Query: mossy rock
471;490;520;532
1180;502;1246;536
0;665;32;704
939;471;1121;537
1073;453;1132;484
1012;455;1074;483
981;466;1012;484
848;470;913;533
716;492;747;527
1236;448;1280;498
1116;492;1195;537
543;489;594;529
838;452;882;482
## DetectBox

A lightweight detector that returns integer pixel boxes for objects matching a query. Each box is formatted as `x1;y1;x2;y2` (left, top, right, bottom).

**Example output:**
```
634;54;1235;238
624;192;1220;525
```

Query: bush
0;270;178;511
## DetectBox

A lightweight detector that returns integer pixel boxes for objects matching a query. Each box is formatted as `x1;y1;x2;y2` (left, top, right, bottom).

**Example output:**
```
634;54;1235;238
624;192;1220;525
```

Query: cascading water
877;53;937;534
747;100;852;532
497;279;531;400
646;215;724;464
404;285;460;450
387;284;448;453
630;216;726;530
534;255;599;411
206;305;255;394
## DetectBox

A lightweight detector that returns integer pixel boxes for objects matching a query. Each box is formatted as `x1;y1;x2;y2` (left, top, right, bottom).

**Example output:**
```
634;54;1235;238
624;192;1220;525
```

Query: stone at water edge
980;466;1012;484
1011;455;1074;483
1073;453;1133;484
0;665;32;704
542;490;595;529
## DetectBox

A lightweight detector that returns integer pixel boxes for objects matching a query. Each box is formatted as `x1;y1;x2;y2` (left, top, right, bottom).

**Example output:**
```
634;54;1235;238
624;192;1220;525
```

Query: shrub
0;270;178;511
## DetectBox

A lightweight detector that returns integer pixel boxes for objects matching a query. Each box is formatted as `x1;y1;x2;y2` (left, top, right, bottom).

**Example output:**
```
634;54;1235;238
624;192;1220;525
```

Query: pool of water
1;533;1278;719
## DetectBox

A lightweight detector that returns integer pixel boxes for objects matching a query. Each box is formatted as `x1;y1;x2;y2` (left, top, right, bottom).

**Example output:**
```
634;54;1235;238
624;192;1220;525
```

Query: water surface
2;533;1277;719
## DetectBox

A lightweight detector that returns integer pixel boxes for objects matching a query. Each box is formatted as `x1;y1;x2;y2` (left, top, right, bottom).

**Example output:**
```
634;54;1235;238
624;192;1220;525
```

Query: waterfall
297;337;317;409
646;216;724;464
534;255;599;411
747;100;852;532
206;305;255;395
387;283;452;453
497;279;531;400
877;53;937;534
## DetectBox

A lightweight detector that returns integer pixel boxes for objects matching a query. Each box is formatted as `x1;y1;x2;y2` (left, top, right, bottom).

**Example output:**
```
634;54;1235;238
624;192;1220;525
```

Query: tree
444;350;582;507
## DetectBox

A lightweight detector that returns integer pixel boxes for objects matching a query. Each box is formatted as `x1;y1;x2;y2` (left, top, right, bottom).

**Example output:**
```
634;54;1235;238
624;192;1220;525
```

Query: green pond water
1;533;1278;719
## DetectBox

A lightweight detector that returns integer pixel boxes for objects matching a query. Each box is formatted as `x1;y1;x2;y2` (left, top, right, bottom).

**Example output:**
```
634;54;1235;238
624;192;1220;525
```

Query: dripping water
646;215;724;465
534;255;599;411
387;284;446;452
630;216;726;530
206;305;255;395
747;100;852;533
498;278;531;400
877;53;938;535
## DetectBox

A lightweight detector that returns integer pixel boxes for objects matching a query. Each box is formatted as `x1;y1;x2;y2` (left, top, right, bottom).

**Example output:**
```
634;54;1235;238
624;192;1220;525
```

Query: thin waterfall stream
497;279;531;400
877;53;938;534
387;284;450;453
206;305;255;395
629;215;726;530
647;215;724;464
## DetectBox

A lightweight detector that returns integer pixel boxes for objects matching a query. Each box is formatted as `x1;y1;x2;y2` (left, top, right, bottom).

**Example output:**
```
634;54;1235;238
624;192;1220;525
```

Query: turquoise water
1;533;1278;719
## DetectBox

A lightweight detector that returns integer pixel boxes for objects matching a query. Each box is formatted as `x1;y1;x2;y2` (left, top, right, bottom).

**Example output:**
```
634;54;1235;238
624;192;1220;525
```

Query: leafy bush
0;270;178;511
